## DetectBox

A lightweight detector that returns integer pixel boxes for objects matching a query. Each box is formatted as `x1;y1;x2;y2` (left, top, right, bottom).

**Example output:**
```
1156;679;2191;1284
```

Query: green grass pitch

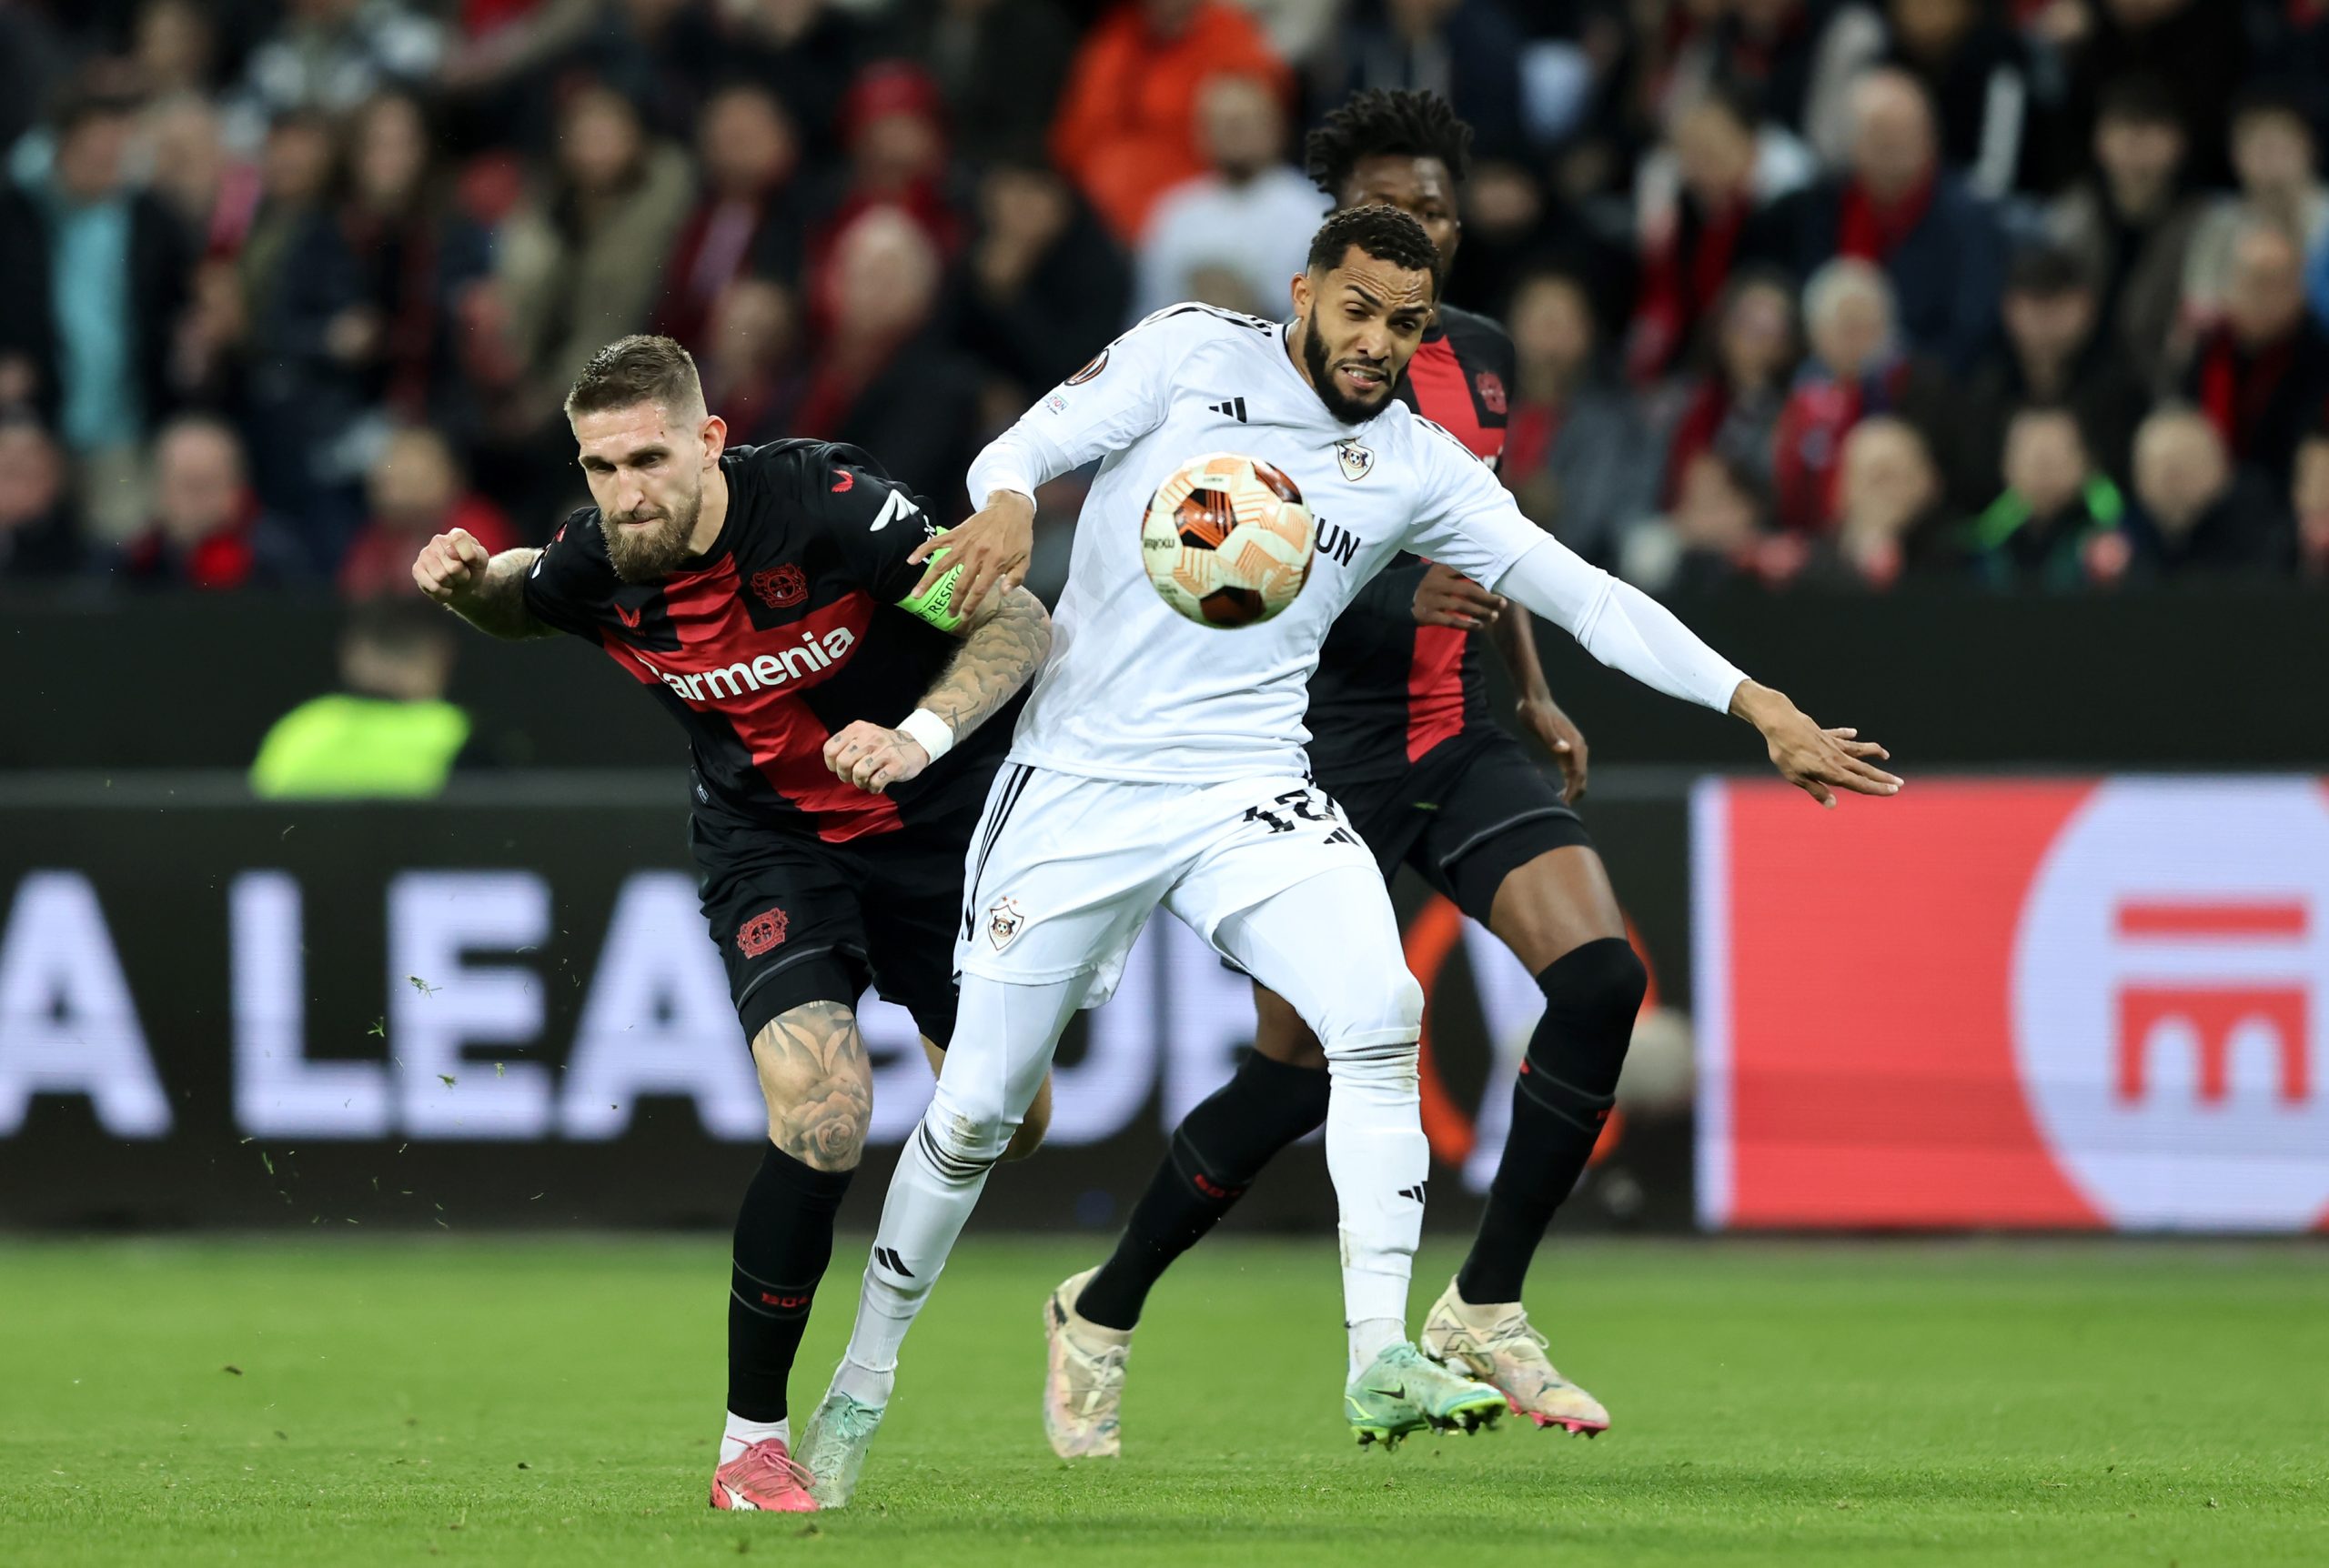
3;1236;2323;1566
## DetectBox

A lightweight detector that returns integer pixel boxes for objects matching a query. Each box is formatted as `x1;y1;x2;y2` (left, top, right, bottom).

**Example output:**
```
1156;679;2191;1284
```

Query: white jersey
966;304;1747;784
969;306;1543;782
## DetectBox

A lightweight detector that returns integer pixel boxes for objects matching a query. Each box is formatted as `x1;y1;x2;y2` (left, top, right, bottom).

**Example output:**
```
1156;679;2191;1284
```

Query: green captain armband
896;538;969;632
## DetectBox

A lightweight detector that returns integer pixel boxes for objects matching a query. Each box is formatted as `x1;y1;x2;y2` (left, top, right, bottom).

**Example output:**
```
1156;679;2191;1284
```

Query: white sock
1347;1316;1406;1378
720;1412;790;1465
832;972;1085;1407
828;1262;917;1408
1323;1037;1428;1350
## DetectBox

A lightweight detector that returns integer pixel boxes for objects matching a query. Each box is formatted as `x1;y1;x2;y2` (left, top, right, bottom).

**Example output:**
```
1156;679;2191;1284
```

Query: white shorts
955;764;1386;1010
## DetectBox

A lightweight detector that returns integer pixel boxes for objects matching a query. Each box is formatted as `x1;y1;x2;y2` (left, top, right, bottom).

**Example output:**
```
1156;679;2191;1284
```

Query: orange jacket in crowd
1049;0;1291;243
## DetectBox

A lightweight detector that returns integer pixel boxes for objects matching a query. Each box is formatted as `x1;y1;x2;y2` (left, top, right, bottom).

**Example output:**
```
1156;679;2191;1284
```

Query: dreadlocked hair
1304;88;1474;200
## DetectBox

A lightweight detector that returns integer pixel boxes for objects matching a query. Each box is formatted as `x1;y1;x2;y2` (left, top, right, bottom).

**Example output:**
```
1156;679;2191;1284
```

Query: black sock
1075;1051;1332;1331
727;1144;854;1422
1457;937;1646;1306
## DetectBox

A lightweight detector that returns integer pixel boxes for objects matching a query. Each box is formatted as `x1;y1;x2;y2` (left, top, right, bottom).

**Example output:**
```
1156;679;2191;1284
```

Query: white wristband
897;708;955;765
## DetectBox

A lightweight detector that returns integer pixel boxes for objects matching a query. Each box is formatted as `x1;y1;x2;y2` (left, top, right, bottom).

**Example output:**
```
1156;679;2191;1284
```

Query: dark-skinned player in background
412;336;1054;1513
1036;90;1791;1455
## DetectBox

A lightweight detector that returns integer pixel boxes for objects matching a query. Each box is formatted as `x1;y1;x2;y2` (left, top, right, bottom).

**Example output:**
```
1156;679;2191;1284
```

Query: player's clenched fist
413;528;490;604
824;719;931;795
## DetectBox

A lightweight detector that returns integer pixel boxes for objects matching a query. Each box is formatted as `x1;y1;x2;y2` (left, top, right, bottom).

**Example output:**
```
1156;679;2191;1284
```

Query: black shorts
1327;728;1593;924
691;797;979;1050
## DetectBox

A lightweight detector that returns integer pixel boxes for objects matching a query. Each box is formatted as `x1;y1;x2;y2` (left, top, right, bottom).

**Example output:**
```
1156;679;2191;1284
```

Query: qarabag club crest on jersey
1336;441;1374;482
751;564;809;608
986;896;1026;951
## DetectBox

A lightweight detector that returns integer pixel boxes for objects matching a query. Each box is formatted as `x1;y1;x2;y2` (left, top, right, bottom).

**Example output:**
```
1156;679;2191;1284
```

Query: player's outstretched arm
412;530;555;640
1491;538;1901;809
823;585;1052;795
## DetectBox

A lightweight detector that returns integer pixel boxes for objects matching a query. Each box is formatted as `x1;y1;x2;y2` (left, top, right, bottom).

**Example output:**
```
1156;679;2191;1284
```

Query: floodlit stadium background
2;0;2324;1239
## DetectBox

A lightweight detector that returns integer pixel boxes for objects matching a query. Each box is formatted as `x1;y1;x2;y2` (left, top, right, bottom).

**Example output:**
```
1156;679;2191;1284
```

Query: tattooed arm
915;583;1051;741
822;585;1052;794
413;533;557;639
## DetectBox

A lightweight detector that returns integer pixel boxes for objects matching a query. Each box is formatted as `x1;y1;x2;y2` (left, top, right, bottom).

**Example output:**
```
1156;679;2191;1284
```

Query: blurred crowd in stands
3;0;2328;601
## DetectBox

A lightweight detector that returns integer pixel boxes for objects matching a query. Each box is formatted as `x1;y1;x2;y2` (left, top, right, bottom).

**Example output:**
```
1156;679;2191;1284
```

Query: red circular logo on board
736;907;789;957
751;565;808;608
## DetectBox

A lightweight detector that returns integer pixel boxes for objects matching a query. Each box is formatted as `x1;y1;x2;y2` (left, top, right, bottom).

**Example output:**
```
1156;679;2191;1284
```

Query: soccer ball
1140;453;1315;627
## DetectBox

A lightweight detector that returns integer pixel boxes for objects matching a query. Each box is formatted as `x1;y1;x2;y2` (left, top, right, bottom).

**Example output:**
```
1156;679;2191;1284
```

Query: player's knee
1389;969;1426;1035
1537;937;1647;1040
1529;937;1648;1089
751;1001;873;1169
1313;960;1416;1043
1348;968;1428;1042
919;1077;1015;1181
1315;968;1425;1060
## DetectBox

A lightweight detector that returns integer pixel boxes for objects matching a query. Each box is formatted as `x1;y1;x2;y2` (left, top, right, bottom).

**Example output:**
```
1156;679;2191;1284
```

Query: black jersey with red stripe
1304;302;1526;785
521;439;1011;842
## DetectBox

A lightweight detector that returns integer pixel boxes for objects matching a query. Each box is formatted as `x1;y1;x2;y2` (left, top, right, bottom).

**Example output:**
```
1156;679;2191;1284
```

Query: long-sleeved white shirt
968;305;1746;783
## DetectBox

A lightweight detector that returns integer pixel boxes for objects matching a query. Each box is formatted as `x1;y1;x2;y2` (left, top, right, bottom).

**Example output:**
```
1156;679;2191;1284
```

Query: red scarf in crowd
2195;328;2296;458
338;206;444;421
1772;359;1910;533
126;494;263;588
1662;378;1735;504
1504;399;1564;481
1836;174;1936;263
1628;196;1748;384
178;528;254;589
656;196;773;351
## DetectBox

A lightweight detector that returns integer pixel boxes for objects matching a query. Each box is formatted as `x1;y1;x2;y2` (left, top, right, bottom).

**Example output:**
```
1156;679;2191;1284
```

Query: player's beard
601;488;701;584
1301;312;1395;425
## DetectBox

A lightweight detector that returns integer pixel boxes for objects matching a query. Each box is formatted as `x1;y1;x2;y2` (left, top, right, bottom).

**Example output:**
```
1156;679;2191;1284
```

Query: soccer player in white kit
795;206;1900;1503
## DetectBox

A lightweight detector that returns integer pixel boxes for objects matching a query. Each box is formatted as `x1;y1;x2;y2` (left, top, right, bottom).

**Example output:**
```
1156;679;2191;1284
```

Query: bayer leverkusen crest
1336;441;1374;482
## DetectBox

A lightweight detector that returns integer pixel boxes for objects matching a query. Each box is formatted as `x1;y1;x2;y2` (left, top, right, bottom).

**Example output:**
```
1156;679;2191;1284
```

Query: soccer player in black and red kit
1053;91;1638;1444
413;337;1054;1512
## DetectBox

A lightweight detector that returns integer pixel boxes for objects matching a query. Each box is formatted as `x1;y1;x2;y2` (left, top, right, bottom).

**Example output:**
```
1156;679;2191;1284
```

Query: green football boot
1343;1342;1506;1449
794;1387;886;1508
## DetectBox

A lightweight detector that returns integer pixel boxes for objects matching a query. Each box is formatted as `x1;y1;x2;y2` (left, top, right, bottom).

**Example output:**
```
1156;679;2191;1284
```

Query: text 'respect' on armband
895;537;968;632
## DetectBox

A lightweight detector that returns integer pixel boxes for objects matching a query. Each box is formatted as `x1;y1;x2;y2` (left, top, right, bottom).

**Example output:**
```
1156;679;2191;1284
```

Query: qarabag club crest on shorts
736;907;790;957
751;564;809;608
986;896;1026;951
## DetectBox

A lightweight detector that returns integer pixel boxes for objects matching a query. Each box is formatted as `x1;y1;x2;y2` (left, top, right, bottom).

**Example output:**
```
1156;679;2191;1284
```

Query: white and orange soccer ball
1139;453;1316;627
